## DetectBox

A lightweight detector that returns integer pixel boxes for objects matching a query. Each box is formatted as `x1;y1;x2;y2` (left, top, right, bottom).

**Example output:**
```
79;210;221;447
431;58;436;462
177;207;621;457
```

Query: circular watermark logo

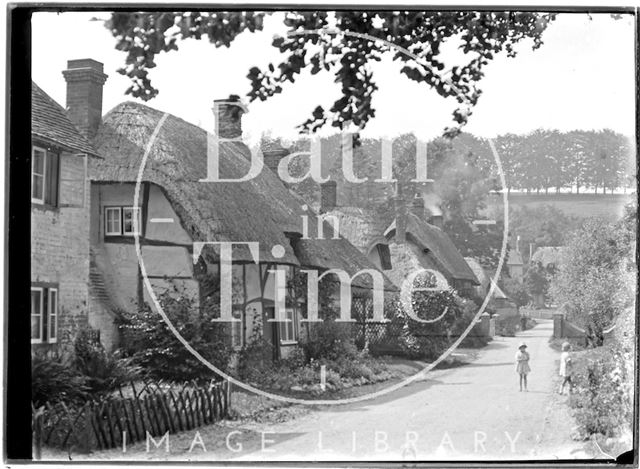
132;28;510;405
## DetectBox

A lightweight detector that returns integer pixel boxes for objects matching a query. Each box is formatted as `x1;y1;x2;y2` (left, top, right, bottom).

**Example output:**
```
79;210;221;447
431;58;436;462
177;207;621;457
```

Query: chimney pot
62;58;107;140
213;98;244;139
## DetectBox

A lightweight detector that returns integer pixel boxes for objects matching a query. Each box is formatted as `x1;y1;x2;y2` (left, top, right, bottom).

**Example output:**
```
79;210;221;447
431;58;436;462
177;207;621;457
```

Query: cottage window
30;288;43;343
104;206;141;237
31;285;58;344
105;207;121;235
122;207;141;235
279;308;298;344
31;146;59;206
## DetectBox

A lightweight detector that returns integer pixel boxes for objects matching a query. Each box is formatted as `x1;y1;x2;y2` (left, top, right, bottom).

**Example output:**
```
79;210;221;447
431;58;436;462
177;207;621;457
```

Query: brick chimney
394;195;407;244
213;98;244;139
393;181;408;245
262;139;290;175
320;181;337;213
62;59;108;140
411;196;425;219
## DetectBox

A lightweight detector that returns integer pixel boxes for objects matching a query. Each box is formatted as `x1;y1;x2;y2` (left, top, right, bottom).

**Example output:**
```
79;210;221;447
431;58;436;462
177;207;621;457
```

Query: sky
31;11;636;144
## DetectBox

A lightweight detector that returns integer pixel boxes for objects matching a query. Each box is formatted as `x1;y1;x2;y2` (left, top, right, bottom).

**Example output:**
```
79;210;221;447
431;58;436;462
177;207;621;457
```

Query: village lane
229;319;596;461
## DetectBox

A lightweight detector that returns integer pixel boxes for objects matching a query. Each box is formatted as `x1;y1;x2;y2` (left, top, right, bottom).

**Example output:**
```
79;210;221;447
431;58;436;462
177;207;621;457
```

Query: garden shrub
73;328;141;396
31;351;88;407
569;306;634;438
237;336;275;382
569;346;633;437
502;278;530;307
117;289;233;382
301;320;357;362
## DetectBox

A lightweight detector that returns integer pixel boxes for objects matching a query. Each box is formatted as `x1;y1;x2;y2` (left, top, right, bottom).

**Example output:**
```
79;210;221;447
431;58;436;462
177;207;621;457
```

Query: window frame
278;307;298;345
31;146;60;207
104;207;122;236
30;287;44;344
104;206;143;238
31;146;47;204
122;206;142;236
47;288;58;343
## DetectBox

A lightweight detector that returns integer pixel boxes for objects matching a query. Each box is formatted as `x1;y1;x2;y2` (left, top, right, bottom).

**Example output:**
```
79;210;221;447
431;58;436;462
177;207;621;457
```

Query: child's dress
515;350;531;375
559;351;571;377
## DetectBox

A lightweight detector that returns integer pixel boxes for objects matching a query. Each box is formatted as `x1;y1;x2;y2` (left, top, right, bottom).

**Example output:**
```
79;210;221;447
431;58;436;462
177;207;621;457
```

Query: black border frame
5;3;639;466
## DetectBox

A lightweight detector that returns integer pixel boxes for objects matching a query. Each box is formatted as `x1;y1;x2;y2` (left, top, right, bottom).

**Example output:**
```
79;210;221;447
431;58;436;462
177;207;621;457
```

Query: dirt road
226;319;595;461
63;320;600;462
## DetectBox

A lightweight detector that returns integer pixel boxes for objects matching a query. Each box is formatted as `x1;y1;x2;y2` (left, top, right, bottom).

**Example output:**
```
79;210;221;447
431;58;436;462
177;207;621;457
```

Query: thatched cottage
31;79;101;350
58;58;394;358
464;257;517;316
268;135;479;296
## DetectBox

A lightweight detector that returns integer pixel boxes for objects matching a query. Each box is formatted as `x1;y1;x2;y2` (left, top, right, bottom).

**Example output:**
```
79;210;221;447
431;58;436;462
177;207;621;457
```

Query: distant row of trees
450;129;635;194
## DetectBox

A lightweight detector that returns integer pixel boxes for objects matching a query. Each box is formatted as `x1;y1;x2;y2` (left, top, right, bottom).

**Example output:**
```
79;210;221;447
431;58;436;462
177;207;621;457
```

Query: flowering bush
569;346;633;437
301;320;358;362
569;306;634;439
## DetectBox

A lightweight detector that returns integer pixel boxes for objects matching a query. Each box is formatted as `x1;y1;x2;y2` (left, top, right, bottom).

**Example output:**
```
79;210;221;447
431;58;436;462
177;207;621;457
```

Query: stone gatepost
553;311;565;339
479;312;491;338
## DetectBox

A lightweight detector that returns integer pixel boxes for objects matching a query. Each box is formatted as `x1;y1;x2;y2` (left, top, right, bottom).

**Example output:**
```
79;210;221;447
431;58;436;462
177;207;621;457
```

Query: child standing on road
559;342;573;395
515;342;531;391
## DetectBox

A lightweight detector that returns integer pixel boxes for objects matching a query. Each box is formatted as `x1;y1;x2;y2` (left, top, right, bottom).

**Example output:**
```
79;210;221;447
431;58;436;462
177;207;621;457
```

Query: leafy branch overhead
106;11;556;136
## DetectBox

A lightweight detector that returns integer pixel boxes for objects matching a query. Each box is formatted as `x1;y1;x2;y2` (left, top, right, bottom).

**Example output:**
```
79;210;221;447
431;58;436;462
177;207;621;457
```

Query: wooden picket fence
32;379;230;453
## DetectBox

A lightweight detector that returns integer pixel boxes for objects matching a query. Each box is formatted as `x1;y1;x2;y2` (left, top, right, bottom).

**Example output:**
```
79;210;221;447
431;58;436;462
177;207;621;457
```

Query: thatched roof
92;101;394;291
32;82;98;156
465;257;489;289
385;213;479;284
464;257;509;300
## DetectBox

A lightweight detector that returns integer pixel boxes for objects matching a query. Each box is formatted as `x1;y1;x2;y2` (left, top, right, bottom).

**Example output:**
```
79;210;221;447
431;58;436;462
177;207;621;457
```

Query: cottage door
263;306;280;361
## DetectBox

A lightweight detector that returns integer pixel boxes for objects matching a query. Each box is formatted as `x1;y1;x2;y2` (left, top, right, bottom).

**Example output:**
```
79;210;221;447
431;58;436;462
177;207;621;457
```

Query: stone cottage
30;78;102;350
58;58;394;358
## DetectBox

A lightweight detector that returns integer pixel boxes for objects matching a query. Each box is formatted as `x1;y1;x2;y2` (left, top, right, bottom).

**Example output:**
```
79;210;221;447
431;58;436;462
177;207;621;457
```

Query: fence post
32;406;44;460
225;380;231;417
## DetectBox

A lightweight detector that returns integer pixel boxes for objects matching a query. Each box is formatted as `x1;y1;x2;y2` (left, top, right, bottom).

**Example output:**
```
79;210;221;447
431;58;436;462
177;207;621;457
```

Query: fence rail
32;379;230;453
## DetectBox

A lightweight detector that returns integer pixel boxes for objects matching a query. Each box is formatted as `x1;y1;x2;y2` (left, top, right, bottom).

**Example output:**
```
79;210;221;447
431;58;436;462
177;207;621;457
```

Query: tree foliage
106;11;555;135
549;210;636;340
451;129;635;194
508;204;581;257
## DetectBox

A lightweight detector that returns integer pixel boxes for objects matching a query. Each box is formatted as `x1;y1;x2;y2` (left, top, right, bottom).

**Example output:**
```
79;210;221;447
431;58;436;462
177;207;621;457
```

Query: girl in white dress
515;342;531;391
559;342;573;394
